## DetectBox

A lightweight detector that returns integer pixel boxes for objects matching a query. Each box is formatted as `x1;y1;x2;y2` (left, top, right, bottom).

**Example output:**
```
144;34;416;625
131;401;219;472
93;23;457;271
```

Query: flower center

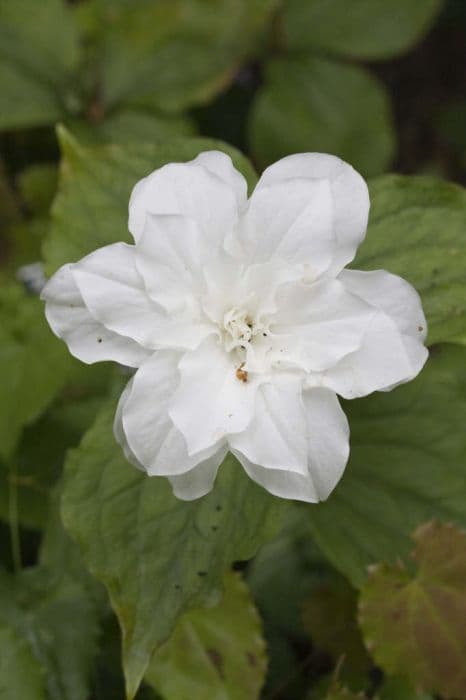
222;307;254;352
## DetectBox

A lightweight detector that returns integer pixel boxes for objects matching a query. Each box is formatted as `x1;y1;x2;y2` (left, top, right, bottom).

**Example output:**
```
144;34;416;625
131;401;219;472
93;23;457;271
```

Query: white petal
168;449;228;501
128;160;239;248
41;264;150;367
272;278;375;372
232;386;349;503
321;270;428;398
191;150;248;211
169;336;261;455
240;177;335;275
228;374;308;473
72;242;207;351
113;378;144;470
121;350;225;476
135;214;204;313
253;153;369;273
303;388;349;500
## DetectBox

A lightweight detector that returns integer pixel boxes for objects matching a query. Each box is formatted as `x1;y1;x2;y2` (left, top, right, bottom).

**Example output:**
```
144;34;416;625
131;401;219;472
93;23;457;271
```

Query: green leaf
0;566;100;700
145;572;267;700
249;56;395;176
356;175;466;346
281;0;444;60
0;624;47;700
62;402;284;699
17;163;58;215
71;108;196;146
89;0;277;112
0;283;74;460
0;0;79;130
377;677;434;700
43;127;258;274
306;343;466;588
359;520;466;699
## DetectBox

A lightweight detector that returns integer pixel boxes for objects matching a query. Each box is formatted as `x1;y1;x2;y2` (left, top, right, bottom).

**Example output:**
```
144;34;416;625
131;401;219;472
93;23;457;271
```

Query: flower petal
113;378;144;470
228;373;308;473
169;336;261;455
320;270;428;398
120;350;225;476
252;152;369;274
41;263;150;367
302;388;349;500
128;159;239;248
168;451;228;501
191;150;248;212
240;176;335;276
72;242;208;351
135;214;204;313
272;278;375;372
232;386;349;502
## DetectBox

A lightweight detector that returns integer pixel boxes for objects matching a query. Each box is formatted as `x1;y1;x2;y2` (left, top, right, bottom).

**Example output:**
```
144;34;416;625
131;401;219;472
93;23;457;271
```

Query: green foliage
306;344;466;587
62;403;284;698
359;521;466;699
0;283;73;460
377;677;434;700
281;0;444;60
146;572;267;700
358;175;466;346
43;128;258;274
0;566;100;700
249;56;395;175
0;624;47;700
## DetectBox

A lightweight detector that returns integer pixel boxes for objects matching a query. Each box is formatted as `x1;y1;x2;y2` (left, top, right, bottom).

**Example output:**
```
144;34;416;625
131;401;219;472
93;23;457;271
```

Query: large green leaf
146;572;267;700
249;56;395;176
358;175;466;346
62;403;284;699
0;566;100;700
0;0;79;129
306;343;466;588
88;0;277;112
0;283;74;460
359;521;466;699
281;0;443;60
0;624;47;700
43;128;258;274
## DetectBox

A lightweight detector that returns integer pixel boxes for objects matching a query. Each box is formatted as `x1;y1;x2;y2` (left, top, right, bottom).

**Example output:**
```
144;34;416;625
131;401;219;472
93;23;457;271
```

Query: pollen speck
418;325;423;332
236;365;248;383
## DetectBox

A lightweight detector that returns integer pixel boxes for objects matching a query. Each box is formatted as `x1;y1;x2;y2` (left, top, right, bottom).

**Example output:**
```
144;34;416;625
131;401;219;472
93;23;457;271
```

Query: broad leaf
359;521;466;699
0;0;78;129
0;566;100;700
43;128;258;274
0;624;47;700
306;344;466;587
378;677;434;700
359;175;466;346
281;0;443;60
62;403;284;698
146;572;267;700
249;56;395;176
0;283;73;460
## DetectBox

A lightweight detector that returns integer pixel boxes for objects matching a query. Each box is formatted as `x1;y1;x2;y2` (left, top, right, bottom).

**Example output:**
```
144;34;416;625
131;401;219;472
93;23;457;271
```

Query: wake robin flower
42;152;428;502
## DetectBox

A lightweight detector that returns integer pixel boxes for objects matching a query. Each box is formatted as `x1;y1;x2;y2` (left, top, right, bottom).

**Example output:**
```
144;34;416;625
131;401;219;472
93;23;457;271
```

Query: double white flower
42;151;428;502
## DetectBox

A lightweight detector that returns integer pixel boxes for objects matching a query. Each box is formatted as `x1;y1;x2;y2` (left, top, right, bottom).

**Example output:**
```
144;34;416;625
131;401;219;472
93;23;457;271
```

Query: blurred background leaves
0;1;465;699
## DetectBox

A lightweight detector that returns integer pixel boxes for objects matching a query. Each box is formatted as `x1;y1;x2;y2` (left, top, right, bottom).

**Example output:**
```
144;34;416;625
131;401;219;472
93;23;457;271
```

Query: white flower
42;151;428;502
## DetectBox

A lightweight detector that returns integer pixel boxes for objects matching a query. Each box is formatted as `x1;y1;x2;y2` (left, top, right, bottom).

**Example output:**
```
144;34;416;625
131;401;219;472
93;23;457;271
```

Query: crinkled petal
228;373;308;473
120;350;225;476
191;150;248;212
168;450;228;501
303;388;349;500
41;263;150;367
253;153;369;274
240;176;335;276
169;336;261;455
72;242;208;351
320;269;428;398
135;214;205;313
272;278;375;372
128;160;239;248
232;386;349;502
